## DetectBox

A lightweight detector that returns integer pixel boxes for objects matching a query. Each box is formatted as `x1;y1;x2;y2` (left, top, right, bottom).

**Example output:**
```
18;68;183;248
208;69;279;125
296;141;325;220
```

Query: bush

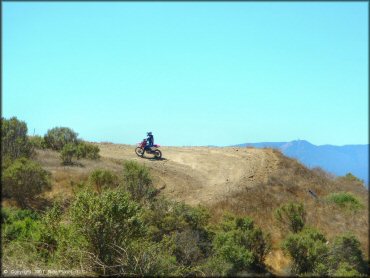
123;161;156;201
327;233;367;276
1;117;33;160
44;127;78;151
110;238;181;276
61;142;100;165
326;192;364;211
60;143;77;165
2;158;51;207
69;188;144;272
282;227;328;275
28;135;47;150
2;208;41;241
89;169;119;193
76;142;100;160
344;173;363;183
211;214;271;275
274;202;306;233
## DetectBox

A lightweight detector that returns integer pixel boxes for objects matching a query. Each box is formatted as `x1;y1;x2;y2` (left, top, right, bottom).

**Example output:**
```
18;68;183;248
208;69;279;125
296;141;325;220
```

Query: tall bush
44;127;78;151
2;158;51;207
1;117;33;160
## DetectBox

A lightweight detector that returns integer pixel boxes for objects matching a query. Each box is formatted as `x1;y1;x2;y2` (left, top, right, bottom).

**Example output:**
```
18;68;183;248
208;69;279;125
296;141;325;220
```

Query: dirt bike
135;139;162;159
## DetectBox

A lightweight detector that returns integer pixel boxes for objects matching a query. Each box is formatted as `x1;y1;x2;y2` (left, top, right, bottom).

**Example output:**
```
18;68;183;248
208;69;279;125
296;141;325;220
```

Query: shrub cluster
278;202;368;276
326;192;364;212
282;228;367;276
43;126;100;165
2;161;275;276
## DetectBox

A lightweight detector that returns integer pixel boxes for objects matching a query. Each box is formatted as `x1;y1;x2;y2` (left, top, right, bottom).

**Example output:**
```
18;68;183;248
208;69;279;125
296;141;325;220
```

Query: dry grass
3;147;367;275
208;149;369;273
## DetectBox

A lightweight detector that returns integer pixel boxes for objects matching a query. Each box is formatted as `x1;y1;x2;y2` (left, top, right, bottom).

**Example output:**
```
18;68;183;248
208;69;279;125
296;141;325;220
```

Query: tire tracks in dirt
97;144;280;206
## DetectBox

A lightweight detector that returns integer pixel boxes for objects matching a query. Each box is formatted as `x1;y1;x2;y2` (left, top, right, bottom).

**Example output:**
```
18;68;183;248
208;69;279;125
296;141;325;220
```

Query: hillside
234;140;369;186
29;143;369;274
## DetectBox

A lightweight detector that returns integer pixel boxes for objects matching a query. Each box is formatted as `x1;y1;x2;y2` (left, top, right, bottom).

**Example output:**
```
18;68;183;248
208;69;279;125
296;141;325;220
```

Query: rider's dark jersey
147;134;154;146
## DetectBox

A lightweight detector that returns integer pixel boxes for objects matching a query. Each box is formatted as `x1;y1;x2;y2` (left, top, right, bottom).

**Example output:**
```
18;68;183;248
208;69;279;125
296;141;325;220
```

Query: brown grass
3;147;367;275
208;149;369;273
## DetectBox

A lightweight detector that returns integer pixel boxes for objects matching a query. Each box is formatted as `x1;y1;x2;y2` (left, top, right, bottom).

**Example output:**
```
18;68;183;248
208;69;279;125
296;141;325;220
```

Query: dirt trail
97;144;280;205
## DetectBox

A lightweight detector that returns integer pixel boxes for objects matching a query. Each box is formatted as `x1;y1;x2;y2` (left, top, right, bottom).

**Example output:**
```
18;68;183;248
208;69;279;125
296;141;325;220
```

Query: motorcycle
135;139;162;159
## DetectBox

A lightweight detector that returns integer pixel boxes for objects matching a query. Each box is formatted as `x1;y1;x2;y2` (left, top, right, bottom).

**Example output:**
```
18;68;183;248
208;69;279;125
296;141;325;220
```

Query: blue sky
3;2;368;146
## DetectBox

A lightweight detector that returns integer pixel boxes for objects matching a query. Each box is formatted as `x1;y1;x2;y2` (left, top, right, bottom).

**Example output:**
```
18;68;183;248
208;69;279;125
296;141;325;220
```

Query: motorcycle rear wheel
154;150;162;159
135;147;144;157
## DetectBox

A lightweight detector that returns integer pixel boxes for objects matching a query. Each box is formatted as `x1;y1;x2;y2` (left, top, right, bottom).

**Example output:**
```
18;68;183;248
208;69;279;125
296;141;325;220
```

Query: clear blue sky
3;2;368;146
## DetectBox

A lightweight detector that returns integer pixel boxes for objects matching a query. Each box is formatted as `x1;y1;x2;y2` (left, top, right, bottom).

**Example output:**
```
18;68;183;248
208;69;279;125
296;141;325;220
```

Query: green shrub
344;173;363;183
1;117;33;160
211;214;271;275
112;238;181;276
60;142;100;165
76;142;100;160
2;208;41;241
60;143;77;165
123;160;156;201
282;227;328;274
327;233;367;276
2;158;51;207
29;135;47;150
274;202;306;233
326;192;364;211
69;188;144;272
89;169;119;193
44;127;78;151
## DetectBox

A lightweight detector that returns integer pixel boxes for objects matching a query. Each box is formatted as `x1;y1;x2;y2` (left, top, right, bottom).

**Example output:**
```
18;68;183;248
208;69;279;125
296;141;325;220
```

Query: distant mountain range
233;140;369;187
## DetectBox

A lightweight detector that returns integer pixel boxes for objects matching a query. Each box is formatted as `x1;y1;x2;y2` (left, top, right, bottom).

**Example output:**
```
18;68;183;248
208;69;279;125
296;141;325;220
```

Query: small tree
1;117;33;160
274;202;306;233
44;127;78;151
2;158;51;207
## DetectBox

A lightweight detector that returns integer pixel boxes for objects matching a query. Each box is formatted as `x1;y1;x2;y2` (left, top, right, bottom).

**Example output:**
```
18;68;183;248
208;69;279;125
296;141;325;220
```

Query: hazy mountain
234;140;369;186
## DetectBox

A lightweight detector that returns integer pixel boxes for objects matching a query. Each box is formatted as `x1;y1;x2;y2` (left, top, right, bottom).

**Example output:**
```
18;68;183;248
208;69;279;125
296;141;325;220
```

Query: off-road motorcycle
135;139;162;159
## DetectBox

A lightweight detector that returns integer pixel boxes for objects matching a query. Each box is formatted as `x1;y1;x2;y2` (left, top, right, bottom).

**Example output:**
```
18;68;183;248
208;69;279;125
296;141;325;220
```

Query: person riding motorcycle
144;132;154;153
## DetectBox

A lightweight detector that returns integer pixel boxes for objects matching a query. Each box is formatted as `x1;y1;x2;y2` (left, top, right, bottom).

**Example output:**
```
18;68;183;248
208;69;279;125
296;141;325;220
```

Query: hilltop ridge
234;140;369;186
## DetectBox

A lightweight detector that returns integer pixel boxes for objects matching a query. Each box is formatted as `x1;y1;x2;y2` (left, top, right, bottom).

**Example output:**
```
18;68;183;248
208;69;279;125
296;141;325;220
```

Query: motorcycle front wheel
154;150;162;159
135;147;144;157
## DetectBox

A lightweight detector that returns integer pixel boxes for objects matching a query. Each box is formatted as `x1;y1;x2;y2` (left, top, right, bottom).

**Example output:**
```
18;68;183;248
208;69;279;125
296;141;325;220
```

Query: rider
144;132;154;153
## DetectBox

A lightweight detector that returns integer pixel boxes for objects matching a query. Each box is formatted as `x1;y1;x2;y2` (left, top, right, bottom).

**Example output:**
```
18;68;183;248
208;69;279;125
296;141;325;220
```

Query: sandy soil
96;143;280;205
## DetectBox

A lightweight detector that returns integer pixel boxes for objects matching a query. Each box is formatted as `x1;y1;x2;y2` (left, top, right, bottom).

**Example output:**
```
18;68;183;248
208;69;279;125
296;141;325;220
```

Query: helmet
147;132;152;136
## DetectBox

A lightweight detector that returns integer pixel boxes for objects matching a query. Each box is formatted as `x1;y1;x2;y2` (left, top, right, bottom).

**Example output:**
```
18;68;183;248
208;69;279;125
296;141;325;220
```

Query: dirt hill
30;143;368;274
